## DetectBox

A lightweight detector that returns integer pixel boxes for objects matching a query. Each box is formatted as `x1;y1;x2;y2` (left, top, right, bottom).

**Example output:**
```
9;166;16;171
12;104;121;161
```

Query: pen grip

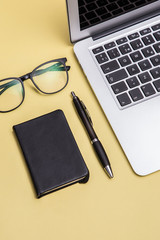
73;98;97;139
93;140;110;168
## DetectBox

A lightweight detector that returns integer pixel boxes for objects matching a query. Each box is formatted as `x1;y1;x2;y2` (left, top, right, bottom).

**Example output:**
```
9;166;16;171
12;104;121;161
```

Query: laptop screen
78;0;158;31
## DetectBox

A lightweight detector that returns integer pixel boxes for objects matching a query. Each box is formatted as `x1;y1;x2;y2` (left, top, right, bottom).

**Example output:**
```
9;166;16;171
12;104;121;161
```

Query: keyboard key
119;43;132;55
124;4;134;11
104;42;116;50
140;28;151;36
135;1;146;7
126;76;140;88
118;55;131;67
111;81;128;94
85;11;97;20
116;37;128;45
142;35;155;46
138;72;152;84
86;3;97;11
97;0;106;6
117;0;129;7
153;43;160;53
107;3;119;11
101;60;119;74
97;0;108;7
130;51;143;62
106;69;128;84
80;22;89;29
107;2;119;9
85;0;95;3
138;60;152;71
150;67;160;79
127;64;140;76
141;83;156;97
92;46;104;54
112;8;124;15
142;46;155;57
79;6;87;14
101;13;112;20
130;39;143;50
150;55;160;66
80;15;86;23
128;32;139;40
153;79;160;92
90;17;101;24
152;23;160;31
80;16;87;22
107;48;120;59
129;88;144;102
96;7;107;15
117;93;131;106
96;52;109;64
78;0;85;6
153;31;160;41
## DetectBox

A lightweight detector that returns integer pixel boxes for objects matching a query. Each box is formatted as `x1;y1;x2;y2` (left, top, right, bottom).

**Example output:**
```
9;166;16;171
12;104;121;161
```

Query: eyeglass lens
31;61;68;94
0;79;23;112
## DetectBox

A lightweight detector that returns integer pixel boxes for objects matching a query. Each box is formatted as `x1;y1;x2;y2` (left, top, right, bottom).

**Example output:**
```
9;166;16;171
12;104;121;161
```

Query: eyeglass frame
0;58;70;113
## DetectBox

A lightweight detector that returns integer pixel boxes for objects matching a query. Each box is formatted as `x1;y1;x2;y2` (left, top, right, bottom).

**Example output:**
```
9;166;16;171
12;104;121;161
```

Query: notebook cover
13;110;89;198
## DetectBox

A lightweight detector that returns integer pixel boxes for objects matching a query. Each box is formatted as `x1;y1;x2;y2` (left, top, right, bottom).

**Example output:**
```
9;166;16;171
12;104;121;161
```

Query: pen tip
104;165;114;178
71;91;76;98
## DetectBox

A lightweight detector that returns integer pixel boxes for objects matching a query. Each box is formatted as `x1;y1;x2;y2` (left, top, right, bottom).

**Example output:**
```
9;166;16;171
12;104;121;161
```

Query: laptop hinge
93;10;160;41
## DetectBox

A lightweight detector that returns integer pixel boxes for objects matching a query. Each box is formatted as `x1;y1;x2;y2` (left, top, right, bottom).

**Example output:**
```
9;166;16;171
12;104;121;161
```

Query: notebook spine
13;126;41;197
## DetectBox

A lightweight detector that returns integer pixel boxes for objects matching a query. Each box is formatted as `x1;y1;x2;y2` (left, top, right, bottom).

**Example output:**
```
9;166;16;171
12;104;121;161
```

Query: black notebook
13;110;89;198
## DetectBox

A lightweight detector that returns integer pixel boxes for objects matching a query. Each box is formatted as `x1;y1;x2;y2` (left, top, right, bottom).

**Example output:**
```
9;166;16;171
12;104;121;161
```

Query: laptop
66;0;160;176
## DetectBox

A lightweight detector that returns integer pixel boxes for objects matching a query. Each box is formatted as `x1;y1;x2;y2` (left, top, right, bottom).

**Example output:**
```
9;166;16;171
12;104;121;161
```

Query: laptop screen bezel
66;0;160;43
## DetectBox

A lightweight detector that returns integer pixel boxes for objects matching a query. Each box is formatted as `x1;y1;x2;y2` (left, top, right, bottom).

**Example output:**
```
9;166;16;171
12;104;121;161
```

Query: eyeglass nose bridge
20;72;31;81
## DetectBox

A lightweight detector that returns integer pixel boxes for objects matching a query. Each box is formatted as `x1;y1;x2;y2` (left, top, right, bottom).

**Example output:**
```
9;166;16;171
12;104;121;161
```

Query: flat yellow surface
0;1;160;240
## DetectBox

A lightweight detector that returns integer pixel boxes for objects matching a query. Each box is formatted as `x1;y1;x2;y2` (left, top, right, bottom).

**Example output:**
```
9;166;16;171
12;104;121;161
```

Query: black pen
71;91;114;179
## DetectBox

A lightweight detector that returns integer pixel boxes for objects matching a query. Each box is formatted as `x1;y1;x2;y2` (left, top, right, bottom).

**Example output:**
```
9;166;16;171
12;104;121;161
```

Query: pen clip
80;101;93;126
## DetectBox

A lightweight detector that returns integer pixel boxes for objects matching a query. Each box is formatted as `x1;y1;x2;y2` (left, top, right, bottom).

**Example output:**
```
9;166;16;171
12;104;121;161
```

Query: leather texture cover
13;110;89;198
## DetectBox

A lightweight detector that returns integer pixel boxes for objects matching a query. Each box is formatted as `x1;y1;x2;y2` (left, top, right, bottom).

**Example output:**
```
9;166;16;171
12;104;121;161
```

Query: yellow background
0;1;160;239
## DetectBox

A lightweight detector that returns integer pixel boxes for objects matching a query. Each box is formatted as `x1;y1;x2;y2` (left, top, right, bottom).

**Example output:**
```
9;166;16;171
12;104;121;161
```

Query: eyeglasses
0;58;70;113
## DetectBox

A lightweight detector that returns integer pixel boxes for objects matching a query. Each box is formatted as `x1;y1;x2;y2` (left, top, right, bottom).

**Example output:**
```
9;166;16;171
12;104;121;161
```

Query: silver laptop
66;0;160;176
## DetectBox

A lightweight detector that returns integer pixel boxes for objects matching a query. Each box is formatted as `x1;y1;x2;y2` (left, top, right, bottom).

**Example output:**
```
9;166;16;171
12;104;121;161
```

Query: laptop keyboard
78;0;158;30
91;22;160;108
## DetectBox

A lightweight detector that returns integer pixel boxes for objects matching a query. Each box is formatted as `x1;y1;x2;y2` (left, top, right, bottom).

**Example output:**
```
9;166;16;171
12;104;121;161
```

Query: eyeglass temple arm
33;64;70;77
0;64;70;95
